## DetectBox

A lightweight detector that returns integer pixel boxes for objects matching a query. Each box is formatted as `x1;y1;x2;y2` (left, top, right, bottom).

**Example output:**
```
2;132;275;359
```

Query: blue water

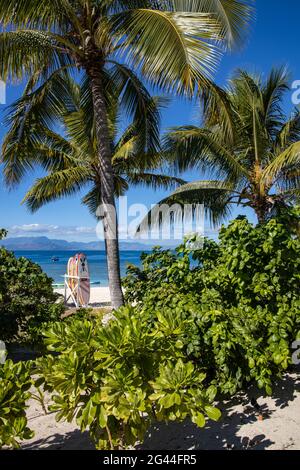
14;250;146;287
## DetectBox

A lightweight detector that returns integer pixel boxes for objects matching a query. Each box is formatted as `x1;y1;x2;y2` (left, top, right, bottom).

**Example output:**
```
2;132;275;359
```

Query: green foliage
0;238;64;344
35;306;220;450
150;68;300;226
0;360;34;448
198;216;300;310
0;229;7;240
26;303;66;348
123;216;300;395
4;74;183;216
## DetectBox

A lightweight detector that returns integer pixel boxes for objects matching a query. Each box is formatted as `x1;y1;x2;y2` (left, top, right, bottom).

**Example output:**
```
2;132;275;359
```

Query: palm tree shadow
141;368;300;451
22;430;94;450
22;369;299;450
271;367;300;409
140;410;274;451
246;365;300;410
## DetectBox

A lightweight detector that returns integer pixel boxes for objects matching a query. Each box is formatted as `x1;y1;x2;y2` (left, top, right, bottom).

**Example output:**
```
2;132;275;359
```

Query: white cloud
9;224;59;234
7;224;96;237
74;226;96;234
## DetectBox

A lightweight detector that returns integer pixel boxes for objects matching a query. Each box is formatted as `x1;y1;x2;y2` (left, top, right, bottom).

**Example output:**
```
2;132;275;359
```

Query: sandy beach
22;368;300;450
55;286;112;307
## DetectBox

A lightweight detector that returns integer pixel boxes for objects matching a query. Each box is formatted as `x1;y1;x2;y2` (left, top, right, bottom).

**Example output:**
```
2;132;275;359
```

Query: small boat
51;256;59;262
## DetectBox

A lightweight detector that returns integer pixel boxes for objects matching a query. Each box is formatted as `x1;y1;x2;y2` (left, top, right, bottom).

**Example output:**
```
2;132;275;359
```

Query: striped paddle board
67;253;90;306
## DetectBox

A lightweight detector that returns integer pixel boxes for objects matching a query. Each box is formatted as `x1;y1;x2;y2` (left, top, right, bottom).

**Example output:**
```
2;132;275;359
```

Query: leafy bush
0;229;7;241
35;306;221;449
0;232;64;344
124;216;300;310
0;360;34;448
123;216;300;395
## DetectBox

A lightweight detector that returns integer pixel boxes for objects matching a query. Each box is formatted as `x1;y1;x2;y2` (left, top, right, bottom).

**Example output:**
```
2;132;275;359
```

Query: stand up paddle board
67;253;90;306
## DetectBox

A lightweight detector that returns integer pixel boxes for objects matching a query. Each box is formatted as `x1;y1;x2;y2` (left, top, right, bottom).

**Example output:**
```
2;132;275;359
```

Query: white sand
22;369;300;450
55;286;111;307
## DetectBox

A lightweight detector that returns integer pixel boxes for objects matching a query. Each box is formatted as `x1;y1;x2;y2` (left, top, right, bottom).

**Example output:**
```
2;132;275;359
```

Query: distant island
1;236;155;251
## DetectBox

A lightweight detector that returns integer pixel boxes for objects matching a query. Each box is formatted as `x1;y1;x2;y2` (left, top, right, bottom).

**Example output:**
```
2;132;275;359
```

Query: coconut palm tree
147;68;300;227
2;74;184;218
0;0;254;308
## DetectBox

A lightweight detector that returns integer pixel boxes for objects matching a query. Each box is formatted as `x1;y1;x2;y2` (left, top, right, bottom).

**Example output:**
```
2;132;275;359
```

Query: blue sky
1;0;300;242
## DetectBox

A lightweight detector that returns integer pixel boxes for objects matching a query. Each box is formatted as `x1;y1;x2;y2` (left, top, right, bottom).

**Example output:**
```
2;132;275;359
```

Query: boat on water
51;256;59;262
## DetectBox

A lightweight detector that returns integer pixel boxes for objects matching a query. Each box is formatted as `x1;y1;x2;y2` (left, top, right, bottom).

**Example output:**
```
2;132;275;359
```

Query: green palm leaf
138;179;234;232
23;167;91;212
126;172;185;190
0;0;254;308
0;30;72;81
164;126;249;181
113;8;221;95
263;141;300;181
160;67;300;224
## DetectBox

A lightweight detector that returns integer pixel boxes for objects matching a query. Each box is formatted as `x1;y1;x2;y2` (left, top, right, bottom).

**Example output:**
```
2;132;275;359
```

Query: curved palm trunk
252;197;269;225
88;66;124;309
256;212;266;225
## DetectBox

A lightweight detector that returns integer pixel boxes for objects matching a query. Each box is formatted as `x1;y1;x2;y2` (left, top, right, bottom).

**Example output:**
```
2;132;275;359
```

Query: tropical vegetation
0;0;254;308
124;214;300;395
34;308;221;450
0;360;34;448
1;213;300;449
0;231;64;345
147;68;300;226
2;0;300;454
2;75;184;216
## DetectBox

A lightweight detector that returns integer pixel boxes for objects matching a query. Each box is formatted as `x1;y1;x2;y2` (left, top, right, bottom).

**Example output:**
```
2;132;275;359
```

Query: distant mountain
1;236;152;251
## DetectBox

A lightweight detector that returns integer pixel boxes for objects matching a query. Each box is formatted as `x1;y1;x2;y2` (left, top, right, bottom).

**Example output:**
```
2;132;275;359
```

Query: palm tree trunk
87;65;124;309
253;200;268;225
256;211;265;225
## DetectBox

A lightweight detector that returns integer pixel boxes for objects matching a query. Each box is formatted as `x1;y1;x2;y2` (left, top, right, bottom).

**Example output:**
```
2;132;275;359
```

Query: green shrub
0;360;34;448
26;303;66;348
124;216;300;311
35;306;221;450
0;234;64;344
123;216;300;395
196;217;300;311
0;229;7;241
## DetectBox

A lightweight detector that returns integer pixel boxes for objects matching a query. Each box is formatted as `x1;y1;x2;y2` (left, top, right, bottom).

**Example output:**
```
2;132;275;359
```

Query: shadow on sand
22;367;299;450
140;366;300;451
22;430;94;450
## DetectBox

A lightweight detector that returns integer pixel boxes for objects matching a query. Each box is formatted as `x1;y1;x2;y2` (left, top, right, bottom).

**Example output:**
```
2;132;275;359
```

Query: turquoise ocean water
14;250;146;287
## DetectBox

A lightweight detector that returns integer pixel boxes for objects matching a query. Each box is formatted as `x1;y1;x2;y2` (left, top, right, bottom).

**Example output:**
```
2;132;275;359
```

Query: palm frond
164;126;249;181
0;0;61;28
112;8;222;95
112;1;254;95
125;172;185;190
262;66;290;137
108;62;164;152
4;68;74;131
81;185;102;218
184;0;254;50
138;179;234;233
230;70;271;166
274;110;300;150
113;135;137;163
81;177;129;217
263;141;300;181
1;70;82;185
199;79;236;143
0;30;73;81
276;169;300;193
23;167;91;212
